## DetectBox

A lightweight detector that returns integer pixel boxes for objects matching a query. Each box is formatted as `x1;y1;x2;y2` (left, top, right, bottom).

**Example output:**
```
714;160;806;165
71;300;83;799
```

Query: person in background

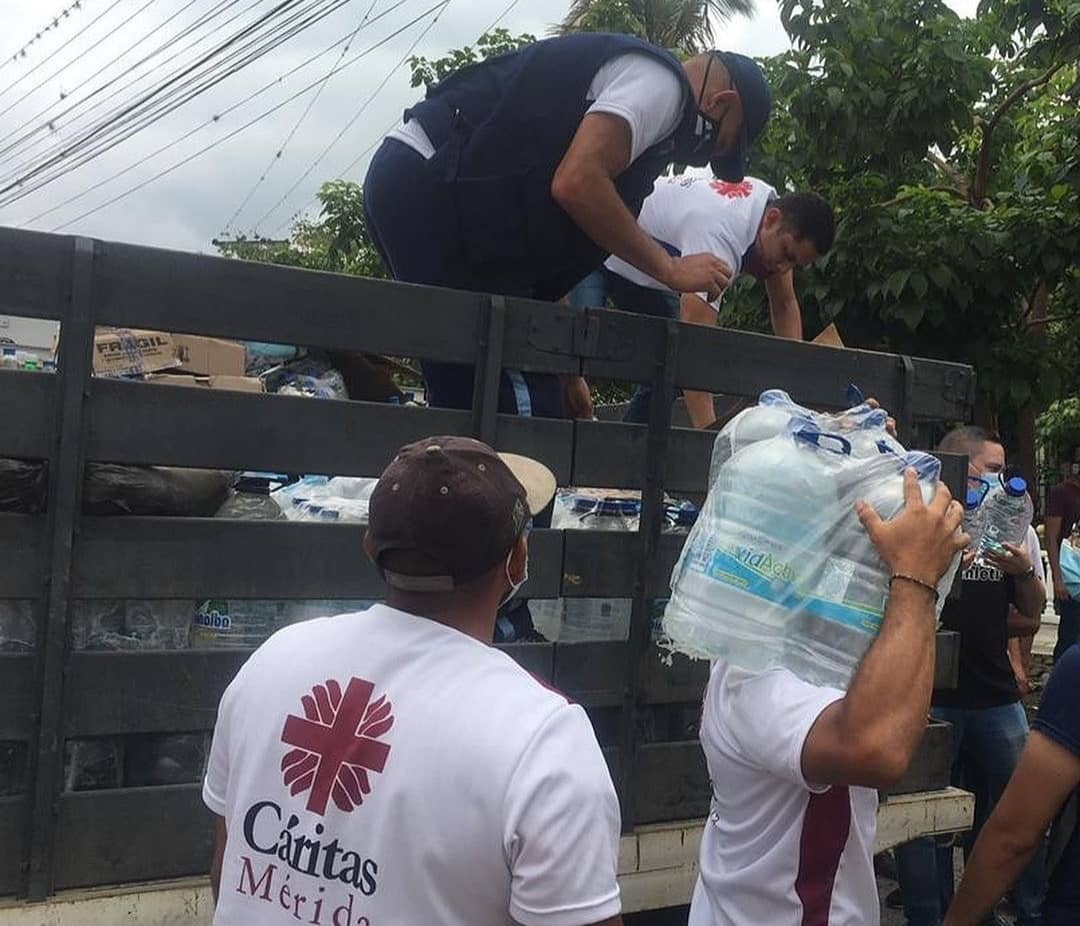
205;436;623;926
689;469;967;926
569;176;834;428
942;643;1080;926
364;35;771;420
896;427;1047;926
1045;446;1080;661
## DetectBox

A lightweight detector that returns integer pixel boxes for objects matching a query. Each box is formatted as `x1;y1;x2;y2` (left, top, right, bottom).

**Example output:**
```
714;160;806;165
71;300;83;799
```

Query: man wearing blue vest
364;33;772;420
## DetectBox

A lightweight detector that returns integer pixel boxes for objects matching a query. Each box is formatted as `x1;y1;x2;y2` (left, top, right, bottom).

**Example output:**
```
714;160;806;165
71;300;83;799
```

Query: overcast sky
0;0;979;253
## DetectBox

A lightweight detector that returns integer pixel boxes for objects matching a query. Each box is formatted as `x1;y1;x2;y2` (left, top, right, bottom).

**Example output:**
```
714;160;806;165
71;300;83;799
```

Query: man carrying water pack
895;427;1046;926
569;176;835;427
689;469;967;926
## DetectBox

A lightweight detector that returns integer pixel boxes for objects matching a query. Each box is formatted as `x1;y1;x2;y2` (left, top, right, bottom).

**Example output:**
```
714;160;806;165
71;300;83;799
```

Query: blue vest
405;33;699;301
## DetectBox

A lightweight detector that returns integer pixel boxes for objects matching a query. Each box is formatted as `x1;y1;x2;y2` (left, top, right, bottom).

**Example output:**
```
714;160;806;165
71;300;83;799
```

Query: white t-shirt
689;662;880;926
389;51;685;167
204;605;621;926
605;175;777;302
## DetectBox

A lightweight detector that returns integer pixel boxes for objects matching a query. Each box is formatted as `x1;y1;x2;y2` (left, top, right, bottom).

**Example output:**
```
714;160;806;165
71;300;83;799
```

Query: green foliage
556;0;754;54
1038;397;1080;456
407;28;537;90
216;180;388;279
726;0;1080;446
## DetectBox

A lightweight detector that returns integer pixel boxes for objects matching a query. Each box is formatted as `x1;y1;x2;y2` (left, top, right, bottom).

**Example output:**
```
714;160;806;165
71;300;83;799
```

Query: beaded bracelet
890;574;940;602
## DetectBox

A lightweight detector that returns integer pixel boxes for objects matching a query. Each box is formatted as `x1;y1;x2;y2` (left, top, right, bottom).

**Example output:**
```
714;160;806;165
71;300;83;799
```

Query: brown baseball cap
367;436;557;591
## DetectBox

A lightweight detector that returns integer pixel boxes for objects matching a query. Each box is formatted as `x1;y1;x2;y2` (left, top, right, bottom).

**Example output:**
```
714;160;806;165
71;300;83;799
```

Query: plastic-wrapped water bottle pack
663;390;961;690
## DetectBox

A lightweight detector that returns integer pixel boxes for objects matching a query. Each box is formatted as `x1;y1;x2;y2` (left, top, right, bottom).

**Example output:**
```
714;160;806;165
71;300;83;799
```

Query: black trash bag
0;457;47;513
83;465;233;516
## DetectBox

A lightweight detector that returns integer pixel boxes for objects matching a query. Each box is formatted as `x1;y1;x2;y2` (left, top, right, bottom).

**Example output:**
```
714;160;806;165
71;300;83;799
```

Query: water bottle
191;600;286;648
963;484;988;548
708;391;810;486
784;452;949;687
664;424;842;668
975;475;1033;564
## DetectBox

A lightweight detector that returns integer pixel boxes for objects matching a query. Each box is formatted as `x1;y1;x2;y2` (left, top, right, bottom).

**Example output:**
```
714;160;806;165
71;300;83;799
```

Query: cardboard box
146;373;264;394
93;328;181;376
172;334;247;377
812;324;845;348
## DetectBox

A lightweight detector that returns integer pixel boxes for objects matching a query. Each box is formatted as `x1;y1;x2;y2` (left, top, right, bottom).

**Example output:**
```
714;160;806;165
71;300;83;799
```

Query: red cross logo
280;677;393;816
710;179;754;198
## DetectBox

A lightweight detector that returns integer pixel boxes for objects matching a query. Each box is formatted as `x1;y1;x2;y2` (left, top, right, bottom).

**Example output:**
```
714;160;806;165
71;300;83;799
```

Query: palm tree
556;0;756;54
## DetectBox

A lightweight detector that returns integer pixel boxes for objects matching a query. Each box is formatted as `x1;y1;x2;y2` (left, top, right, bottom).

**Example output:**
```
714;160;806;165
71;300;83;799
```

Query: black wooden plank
0;371;55;459
0;227;71;321
0;655;37;740
633;741;709;825
887;722;953;796
73;520;565;599
0;517;46;597
562;529;686;598
0;796;27;895
553;641;626;706
90;240;579;375
64;651;247;736
85;379;574;485
643;647;710;704
584;308;975;420
53;784;212;889
572;420;713;494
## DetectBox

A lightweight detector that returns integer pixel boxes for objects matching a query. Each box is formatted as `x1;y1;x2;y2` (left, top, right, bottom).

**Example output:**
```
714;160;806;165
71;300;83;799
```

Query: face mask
500;548;529;608
683;54;723;167
1072;463;1080;476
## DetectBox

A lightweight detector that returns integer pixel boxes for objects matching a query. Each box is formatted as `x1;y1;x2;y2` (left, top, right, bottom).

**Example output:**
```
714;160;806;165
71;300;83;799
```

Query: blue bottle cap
1005;477;1027;498
965;488;983;511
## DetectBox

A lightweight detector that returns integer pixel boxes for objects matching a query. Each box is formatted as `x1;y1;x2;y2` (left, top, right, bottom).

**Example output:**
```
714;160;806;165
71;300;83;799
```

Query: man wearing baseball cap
365;35;772;419
204;437;624;926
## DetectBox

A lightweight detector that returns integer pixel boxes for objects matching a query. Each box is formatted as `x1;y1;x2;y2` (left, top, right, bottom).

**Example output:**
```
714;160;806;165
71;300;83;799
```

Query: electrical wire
250;0;448;232
0;0;93;75
0;0;246;168
0;0;360;197
44;0;449;230
16;0;416;223
222;0;381;233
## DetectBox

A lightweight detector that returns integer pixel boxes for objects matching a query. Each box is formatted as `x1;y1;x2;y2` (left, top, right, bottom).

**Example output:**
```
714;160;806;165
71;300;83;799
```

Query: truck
0;226;976;922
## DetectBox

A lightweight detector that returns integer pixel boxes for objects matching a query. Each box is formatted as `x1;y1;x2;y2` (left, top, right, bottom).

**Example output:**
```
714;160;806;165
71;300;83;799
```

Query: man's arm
802;472;967;790
764;270;804;340
551;114;732;298
211;816;226;903
679;293;720;429
1045;514;1069;601
942;731;1080;926
562;375;595;420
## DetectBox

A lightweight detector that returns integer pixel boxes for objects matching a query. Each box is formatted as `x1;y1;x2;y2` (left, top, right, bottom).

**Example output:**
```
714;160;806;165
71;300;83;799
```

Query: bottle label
684;541;884;635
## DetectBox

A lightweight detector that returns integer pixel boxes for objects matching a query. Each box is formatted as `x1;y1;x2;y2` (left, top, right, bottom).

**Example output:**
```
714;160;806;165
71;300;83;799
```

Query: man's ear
509;533;528;582
701;87;738;120
362;530;376;562
761;206;782;231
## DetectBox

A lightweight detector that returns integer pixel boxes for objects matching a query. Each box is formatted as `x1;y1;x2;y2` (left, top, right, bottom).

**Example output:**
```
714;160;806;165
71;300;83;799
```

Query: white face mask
500;548;529;608
1072;463;1080;476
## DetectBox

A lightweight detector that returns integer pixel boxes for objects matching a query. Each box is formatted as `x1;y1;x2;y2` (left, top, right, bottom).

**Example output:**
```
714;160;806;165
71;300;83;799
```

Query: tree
724;0;1080;482
408;28;536;90
556;0;755;54
216;180;388;279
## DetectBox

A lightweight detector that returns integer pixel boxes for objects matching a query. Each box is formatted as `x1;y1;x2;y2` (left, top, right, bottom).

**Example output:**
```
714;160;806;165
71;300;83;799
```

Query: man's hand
985;541;1033;578
662;253;733;300
863;396;898;438
1054;577;1071;602
856;470;967;587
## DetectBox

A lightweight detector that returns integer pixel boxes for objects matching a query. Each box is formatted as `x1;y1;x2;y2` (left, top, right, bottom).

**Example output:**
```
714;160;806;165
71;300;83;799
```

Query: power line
0;0;245;169
0;0;93;75
0;0;359;198
16;0;416;223
222;0;381;233
272;0;526;233
46;0;450;231
0;0;134;109
250;0;449;232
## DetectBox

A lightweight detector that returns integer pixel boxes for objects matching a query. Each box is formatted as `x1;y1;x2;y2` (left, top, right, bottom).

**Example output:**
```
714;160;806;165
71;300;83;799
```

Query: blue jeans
363;139;565;418
896;701;1045;926
567;269;680;424
1053;597;1080;663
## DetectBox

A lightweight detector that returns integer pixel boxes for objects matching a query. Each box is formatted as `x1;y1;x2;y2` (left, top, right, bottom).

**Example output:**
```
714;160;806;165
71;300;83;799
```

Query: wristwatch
1019;564;1036;581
